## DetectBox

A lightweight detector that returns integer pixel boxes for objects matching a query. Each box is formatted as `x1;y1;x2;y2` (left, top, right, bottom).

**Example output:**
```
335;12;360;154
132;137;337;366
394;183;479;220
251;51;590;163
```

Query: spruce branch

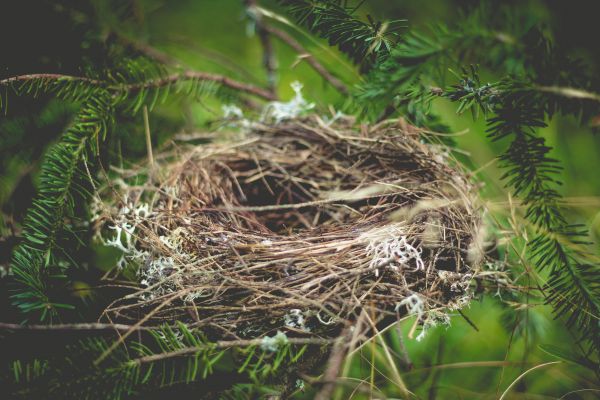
0;71;277;102
277;0;403;70
10;91;114;320
4;323;322;399
445;69;600;354
354;0;600;352
132;337;332;365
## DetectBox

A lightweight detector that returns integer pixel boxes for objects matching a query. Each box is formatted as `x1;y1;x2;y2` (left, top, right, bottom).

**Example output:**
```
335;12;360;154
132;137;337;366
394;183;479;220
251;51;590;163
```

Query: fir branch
277;0;402;69
133;337;331;365
10;91;114;320
0;71;277;102
357;24;506;116
4;323;321;399
445;69;600;353
121;71;277;100
355;1;600;351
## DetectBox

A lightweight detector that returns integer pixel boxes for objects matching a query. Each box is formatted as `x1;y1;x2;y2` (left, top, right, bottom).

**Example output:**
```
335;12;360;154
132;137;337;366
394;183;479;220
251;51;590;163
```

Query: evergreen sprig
10;90;113;320
0;59;261;116
444;68;600;356
2;57;268;320
277;0;402;69
4;324;313;399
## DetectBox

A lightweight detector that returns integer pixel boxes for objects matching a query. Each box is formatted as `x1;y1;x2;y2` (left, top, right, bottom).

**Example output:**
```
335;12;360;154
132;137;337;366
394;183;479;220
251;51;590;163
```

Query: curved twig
264;24;349;95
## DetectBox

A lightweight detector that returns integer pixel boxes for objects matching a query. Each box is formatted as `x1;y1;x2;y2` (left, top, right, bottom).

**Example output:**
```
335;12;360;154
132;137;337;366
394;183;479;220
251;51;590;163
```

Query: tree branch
0;322;152;331
264;24;349;95
1;71;277;101
245;0;278;95
133;337;333;364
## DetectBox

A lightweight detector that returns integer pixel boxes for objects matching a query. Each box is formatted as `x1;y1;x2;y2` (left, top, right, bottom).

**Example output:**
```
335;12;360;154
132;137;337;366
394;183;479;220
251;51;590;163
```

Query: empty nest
97;115;484;341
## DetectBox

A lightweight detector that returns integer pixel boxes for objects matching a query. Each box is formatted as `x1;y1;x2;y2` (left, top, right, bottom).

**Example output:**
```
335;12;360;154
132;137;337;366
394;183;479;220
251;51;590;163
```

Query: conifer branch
133;337;332;365
0;71;277;101
277;0;402;69
10;91;113;320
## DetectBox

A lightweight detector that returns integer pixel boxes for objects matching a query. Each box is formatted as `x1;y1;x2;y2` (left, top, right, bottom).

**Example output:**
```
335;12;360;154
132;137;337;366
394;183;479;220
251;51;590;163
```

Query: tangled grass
96;115;486;342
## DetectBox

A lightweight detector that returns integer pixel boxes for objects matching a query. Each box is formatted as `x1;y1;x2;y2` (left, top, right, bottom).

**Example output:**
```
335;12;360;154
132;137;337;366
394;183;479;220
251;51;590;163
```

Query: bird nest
96;116;484;341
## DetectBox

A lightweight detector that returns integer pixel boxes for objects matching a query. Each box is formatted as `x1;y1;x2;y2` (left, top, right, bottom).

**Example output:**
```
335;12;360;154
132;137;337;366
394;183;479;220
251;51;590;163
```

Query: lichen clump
97;115;483;341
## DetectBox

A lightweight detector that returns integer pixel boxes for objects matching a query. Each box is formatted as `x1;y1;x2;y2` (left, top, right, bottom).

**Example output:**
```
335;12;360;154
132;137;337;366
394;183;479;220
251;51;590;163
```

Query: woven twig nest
98;116;484;340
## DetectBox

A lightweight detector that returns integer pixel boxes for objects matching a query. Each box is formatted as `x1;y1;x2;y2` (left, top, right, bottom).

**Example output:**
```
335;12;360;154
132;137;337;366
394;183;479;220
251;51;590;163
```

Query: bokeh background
1;0;599;398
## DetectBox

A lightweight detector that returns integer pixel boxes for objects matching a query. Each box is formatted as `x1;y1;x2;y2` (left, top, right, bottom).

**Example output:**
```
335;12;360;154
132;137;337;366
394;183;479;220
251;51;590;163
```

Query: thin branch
536;85;600;103
245;0;278;94
134;337;334;364
0;72;277;101
113;31;182;67
0;322;152;331
143;105;154;169
0;74;103;86
264;24;349;95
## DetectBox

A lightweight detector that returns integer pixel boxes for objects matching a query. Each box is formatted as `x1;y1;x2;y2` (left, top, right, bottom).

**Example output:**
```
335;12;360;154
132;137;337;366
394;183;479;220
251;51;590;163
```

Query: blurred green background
1;0;599;398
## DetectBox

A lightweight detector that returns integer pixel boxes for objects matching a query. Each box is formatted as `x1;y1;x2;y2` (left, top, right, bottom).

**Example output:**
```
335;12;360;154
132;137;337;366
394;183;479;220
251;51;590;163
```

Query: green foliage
444;68;600;355
4;324;310;399
2;57;246;321
1;59;242;117
10;91;113;320
277;0;402;69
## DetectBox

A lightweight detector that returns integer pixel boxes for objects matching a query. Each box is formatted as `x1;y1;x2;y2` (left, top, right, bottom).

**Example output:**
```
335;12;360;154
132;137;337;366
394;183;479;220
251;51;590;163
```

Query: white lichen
363;225;424;277
322;110;347;126
395;293;459;342
103;202;153;258
260;331;289;352
261;81;314;123
417;311;451;342
221;104;252;129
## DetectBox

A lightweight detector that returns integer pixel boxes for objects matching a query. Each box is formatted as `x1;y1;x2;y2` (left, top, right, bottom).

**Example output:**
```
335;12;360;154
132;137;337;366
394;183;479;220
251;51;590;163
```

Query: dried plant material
97;115;486;341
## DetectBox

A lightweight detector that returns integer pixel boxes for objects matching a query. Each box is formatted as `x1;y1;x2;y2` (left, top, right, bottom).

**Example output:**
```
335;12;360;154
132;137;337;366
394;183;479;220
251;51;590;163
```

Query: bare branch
245;0;278;94
0;322;152;331
264;25;349;95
